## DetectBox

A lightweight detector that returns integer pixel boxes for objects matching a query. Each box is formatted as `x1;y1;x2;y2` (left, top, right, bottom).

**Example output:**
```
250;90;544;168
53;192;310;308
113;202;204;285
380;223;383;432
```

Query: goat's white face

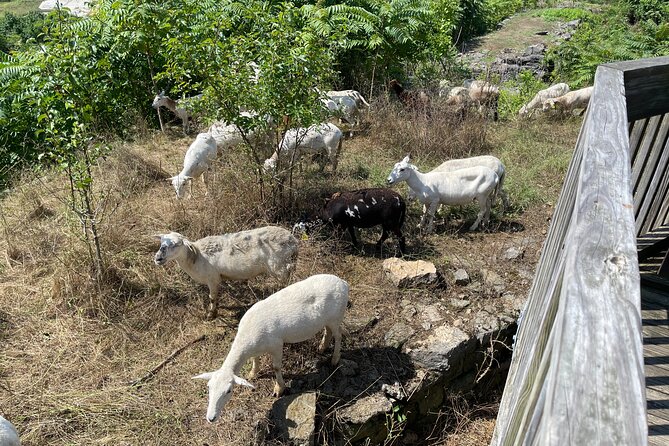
263;158;277;172
168;175;192;199
153;233;184;265
387;156;413;185
192;370;254;423
152;92;166;109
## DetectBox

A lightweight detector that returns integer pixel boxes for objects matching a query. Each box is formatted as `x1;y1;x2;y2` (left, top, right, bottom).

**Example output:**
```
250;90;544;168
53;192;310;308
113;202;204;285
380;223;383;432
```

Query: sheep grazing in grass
167;132;218;199
192;274;349;422
0;415;20;446
326;89;370;109
152;91;203;133
294;188;407;255
153;226;299;320
407;155;510;211
387;155;499;233
264;122;343;172
388;79;431;110
467;80;500;120
208;112;274;155
518;83;570;118
322;95;360;129
542;86;593;115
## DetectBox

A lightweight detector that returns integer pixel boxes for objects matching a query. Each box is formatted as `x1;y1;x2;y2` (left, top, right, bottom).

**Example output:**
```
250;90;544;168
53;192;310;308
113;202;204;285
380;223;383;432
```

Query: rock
382;258;442;288
503;246;524;261
384;323;416;348
381;381;407;401
406;325;474;372
449;298;471;310
473;312;500;336
453;268;470;285
339;394;393;442
421;305;443;324
481;268;505;295
523;43;546;55
401;305;417;322
269;392;317;446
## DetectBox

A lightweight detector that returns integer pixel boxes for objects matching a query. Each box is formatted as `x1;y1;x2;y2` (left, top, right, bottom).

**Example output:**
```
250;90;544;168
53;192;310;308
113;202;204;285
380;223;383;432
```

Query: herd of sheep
0;79;593;439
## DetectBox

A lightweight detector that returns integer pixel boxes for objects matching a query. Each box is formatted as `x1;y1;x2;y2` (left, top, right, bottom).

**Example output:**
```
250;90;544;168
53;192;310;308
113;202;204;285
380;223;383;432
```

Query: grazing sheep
387;156;499;233
153;226;299;319
264;122;343;172
0;415;20;446
388;79;431;110
321;95;360;127
192;274;349;422
542;86;593;114
208;112;275;155
326;89;370;109
152;91;203;133
294;188;406;254
167;132;218;199
468;81;500;120
407;155;510;211
518;83;570;117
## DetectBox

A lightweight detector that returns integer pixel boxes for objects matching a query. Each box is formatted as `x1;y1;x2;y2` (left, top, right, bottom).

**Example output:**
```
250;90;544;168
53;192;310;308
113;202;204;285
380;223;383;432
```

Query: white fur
208;112;274;155
0;415;20;446
167;132;218;199
152;91;203;133
407;155;509;211
519;83;570;117
326;89;370;109
192;274;349;422
264;122;343;172
387;156;499;233
154;226;299;319
542;86;593;113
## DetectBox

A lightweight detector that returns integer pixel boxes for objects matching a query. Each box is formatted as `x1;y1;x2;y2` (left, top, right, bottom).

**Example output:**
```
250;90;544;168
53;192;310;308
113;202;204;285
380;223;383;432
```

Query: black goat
294;188;407;255
388;79;431;110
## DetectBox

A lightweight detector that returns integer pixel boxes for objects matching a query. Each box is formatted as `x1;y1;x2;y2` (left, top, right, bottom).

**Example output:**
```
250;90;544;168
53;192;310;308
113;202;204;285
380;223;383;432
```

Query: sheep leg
206;282;219;320
269;348;286;396
248;357;260;379
331;325;342;365
392;228;406;255
346;226;359;247
376;227;390;249
319;326;333;353
202;170;210;196
424;201;439;233
470;199;488;231
417;204;429;229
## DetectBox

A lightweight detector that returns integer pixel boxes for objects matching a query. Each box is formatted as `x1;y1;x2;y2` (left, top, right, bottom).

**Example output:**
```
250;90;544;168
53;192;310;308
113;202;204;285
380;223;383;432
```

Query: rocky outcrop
382;258;443;288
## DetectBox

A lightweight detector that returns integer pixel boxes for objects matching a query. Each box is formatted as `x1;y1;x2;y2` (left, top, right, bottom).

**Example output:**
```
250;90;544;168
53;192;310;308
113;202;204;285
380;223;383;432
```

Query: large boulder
269;392;317;446
383;258;442;288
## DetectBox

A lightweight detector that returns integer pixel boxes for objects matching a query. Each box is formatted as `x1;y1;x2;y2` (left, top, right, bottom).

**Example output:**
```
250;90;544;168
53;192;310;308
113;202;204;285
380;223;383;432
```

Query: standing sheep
192;274;349;422
152;91;203;133
264;123;343;172
0;415;20;446
167;132;218;199
518;83;570;117
153;226;299;319
542;86;593;115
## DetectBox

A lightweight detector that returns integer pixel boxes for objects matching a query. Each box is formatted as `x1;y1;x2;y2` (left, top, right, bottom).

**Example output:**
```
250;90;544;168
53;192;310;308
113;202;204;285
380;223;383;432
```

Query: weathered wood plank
604;56;669;121
632;114;662;195
635;115;669;234
630;118;649;163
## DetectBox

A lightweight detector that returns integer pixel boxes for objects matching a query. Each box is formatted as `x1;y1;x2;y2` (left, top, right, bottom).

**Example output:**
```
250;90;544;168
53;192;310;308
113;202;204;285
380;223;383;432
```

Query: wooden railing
492;55;669;446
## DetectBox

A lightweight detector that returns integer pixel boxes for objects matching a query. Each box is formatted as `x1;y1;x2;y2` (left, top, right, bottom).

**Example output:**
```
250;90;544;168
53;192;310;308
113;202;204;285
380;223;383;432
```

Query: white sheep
0;415;20;446
167;132;218;199
407;155;510;211
542;86;593;114
264;122;343;172
387;155;499;233
153;226;299;319
518;83;570;117
321;96;360;126
208;112;275;155
326;89;370;109
192;274;349;422
152;91;203;133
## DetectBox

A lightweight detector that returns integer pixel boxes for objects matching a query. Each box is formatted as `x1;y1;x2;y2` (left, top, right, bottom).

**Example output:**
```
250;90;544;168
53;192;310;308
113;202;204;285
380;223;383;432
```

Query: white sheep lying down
264;122;343;172
542;86;593;114
407;155;509;211
167;132;218;199
0;415;20;446
518;83;570;117
387;156;499;233
193;274;349;422
154;226;299;319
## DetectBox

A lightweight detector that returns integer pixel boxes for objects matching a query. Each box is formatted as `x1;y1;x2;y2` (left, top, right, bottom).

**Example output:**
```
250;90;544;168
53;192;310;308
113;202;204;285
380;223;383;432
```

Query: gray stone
269;392;317;446
384;323;415;348
405;325;473;372
421;305;443;324
453;268;470;285
383;258;442;288
381;381;407;401
473;312;500;336
449;298;471;310
339;393;393;436
481;268;505;295
401;305;417;322
503;246;524;261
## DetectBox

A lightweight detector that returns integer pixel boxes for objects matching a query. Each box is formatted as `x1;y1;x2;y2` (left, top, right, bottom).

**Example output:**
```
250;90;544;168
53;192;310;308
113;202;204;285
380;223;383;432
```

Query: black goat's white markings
296;188;406;254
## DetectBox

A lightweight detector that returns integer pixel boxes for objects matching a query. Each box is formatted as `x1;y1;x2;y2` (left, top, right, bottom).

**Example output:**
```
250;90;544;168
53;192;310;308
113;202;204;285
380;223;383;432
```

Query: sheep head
168;175;193;199
152;91;166;109
192;369;254;423
386;155;413;185
153;232;186;265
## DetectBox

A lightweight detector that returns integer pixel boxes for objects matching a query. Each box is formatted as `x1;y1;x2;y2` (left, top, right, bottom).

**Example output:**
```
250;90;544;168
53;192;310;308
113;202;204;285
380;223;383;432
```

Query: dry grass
0;106;581;445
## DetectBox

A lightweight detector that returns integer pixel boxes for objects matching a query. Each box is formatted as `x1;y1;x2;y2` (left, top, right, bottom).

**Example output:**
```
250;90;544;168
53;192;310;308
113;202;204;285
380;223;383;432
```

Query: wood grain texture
493;62;648;446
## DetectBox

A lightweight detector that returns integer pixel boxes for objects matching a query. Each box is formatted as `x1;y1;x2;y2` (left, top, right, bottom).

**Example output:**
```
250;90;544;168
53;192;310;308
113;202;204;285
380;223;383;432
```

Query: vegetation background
0;0;667;444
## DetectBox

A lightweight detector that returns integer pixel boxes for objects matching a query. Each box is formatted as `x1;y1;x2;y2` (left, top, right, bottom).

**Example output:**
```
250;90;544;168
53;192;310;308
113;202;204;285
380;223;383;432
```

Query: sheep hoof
273;384;286;397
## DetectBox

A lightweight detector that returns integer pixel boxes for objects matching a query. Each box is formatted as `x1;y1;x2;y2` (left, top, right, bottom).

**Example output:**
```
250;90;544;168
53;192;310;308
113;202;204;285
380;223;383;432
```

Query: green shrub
538;7;592;22
497;70;546;120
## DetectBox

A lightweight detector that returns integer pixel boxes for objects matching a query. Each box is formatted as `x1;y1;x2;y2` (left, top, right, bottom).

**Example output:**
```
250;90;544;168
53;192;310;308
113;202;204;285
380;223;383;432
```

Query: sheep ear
402;155;411;163
166;176;176;182
152;234;164;241
233;375;255;389
183;175;193;181
192;372;214;381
